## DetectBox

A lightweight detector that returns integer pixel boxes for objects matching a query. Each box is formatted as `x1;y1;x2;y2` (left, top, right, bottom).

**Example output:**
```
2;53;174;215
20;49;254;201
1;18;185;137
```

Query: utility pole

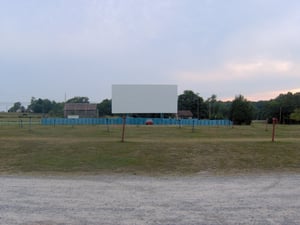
279;107;282;124
197;98;199;119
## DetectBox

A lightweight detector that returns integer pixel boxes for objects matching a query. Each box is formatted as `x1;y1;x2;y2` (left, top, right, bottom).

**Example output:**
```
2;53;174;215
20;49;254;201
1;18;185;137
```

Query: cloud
173;58;300;100
0;0;178;60
220;5;300;61
175;59;296;82
1;0;300;103
225;59;294;77
247;88;300;101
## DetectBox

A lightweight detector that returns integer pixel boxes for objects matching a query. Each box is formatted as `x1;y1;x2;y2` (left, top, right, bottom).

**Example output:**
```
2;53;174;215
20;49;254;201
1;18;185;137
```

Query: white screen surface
112;84;178;114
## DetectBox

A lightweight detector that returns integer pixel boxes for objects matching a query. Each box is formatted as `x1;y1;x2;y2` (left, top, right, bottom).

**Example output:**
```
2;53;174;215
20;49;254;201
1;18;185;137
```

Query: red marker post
272;117;277;142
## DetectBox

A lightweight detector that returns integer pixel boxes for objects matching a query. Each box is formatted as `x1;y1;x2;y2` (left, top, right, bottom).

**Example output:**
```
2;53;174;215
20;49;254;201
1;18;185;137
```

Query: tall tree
48;102;64;117
97;99;112;117
8;102;25;113
28;97;52;114
252;100;270;120
275;92;300;123
290;108;300;122
66;96;89;103
217;101;231;119
256;92;300;123
178;90;204;119
206;94;222;119
27;97;63;116
229;95;253;125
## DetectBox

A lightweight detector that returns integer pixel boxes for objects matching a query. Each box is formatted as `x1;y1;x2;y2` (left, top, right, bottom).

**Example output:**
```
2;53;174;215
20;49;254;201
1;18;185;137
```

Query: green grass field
0;120;299;176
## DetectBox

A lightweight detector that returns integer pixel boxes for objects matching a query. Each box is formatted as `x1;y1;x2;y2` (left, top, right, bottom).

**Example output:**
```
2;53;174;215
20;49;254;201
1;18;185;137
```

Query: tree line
8;91;300;124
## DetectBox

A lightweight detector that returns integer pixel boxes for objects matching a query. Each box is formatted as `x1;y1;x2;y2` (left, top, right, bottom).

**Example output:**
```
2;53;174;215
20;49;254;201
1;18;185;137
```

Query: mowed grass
0;122;299;175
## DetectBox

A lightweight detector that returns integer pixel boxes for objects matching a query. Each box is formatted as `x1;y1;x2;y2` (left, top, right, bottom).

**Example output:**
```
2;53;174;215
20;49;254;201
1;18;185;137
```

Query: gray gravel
0;173;300;225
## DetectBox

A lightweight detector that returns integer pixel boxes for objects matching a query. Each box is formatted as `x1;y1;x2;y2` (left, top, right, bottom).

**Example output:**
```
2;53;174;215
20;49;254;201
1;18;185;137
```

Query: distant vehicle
145;119;153;125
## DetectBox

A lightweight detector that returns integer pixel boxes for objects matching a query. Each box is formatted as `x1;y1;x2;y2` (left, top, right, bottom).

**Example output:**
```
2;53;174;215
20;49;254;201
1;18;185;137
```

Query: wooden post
106;118;110;132
272;117;277;142
29;117;32;131
121;115;126;142
192;119;195;132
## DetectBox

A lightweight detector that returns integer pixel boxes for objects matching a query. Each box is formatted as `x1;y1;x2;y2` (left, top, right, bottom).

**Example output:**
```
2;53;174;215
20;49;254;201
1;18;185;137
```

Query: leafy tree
215;101;231;119
28;97;51;114
263;99;281;122
275;92;297;123
252;100;270;120
27;97;63;116
255;92;300;124
205;94;225;119
178;90;204;119
8;102;25;113
97;99;112;117
229;95;253;125
290;108;300;122
207;94;216;117
66;96;89;103
49;102;64;117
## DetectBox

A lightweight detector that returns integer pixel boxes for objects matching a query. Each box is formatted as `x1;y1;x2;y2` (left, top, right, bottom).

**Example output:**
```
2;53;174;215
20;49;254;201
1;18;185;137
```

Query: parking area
0;173;300;225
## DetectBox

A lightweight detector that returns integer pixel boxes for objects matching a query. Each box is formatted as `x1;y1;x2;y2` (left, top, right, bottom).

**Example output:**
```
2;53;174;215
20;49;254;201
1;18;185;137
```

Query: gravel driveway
0;173;300;225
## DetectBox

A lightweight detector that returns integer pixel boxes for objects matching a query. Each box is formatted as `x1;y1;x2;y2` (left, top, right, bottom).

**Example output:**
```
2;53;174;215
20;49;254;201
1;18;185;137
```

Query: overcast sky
1;0;300;106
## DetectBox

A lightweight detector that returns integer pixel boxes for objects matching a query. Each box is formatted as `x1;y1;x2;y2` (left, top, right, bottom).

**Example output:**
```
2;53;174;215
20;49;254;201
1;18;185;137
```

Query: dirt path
1;173;300;225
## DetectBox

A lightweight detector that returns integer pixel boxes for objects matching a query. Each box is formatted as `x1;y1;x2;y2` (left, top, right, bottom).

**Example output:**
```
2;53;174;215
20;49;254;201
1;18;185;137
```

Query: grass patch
0;123;299;175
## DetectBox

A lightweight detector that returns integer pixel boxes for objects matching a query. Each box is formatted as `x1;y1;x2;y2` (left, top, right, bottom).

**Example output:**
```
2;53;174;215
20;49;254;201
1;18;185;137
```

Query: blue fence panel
41;118;233;126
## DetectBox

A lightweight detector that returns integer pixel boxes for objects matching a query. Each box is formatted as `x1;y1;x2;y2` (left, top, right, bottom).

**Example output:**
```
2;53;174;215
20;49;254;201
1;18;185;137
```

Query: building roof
178;110;193;117
64;103;97;111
